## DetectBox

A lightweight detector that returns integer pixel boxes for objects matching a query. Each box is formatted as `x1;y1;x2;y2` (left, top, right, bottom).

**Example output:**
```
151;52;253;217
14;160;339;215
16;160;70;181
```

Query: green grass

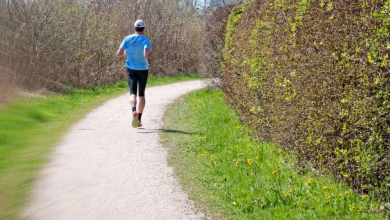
0;73;199;220
161;88;389;220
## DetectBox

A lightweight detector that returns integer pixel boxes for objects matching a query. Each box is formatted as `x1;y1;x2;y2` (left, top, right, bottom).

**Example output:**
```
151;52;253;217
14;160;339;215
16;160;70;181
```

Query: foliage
162;88;388;219
223;0;390;205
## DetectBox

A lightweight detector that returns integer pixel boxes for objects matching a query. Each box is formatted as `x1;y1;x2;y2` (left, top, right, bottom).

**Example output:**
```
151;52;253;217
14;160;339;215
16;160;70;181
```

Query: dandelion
288;190;292;193
235;162;239;166
211;155;215;158
247;159;253;165
285;193;289;197
203;135;207;139
210;159;213;163
258;145;261;148
285;154;289;158
236;126;240;129
248;145;251;148
272;170;277;174
358;210;361;212
204;151;208;154
255;156;259;159
255;138;259;141
276;164;280;168
345;191;349;195
313;191;317;194
363;195;368;198
278;150;282;153
327;196;331;200
200;154;204;157
323;186;329;190
338;194;342;197
352;206;355;210
307;178;313;184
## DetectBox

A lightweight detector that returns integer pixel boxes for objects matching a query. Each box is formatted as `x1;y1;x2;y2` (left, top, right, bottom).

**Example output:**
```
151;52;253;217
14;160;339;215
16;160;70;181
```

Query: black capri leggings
127;68;149;96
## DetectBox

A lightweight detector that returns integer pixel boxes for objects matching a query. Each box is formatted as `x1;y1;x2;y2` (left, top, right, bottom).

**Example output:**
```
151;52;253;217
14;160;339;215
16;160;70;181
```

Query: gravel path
22;80;207;220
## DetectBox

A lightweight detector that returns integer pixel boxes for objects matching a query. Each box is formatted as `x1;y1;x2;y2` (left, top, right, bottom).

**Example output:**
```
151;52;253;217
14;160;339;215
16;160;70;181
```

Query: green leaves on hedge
223;0;390;204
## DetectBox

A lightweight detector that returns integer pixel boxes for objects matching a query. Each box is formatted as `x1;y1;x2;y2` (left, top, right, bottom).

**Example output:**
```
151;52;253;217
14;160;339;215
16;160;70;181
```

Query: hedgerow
223;0;390;205
200;4;237;83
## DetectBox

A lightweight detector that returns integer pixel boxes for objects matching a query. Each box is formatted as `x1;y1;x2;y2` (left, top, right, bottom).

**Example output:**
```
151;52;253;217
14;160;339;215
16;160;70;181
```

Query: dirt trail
22;80;207;220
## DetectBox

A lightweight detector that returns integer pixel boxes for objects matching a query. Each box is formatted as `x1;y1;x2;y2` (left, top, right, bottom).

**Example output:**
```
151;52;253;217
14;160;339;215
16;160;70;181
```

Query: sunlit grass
162;88;389;219
0;73;198;220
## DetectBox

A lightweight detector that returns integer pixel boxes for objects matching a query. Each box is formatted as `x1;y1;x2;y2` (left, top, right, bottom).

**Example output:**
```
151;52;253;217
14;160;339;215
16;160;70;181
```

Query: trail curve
22;80;208;220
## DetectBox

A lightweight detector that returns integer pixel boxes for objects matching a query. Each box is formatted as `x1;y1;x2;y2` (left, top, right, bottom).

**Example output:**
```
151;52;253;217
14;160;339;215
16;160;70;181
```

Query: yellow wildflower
338;194;342;197
203;135;207;139
285;154;289;158
363;195;368;198
247;159;253;165
236;126;240;129
327;196;331;200
345;191;349;194
307;178;313;184
352;206;355;210
278;150;282;153
288;190;292;193
323;186;329;190
285;193;289;197
313;191;317;194
255;156;259;159
276;164;280;168
211;155;215;158
248;145;251;148
258;145;261;148
255;138;259;141
235;162;239;166
200;154;204;157
272;170;277;174
210;159;213;163
204;151;208;154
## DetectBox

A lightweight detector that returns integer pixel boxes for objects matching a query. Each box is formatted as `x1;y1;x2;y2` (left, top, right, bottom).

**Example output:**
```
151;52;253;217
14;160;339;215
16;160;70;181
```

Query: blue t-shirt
120;34;151;70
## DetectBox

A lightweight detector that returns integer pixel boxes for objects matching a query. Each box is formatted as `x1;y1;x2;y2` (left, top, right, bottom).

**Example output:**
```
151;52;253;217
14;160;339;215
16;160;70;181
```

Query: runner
117;20;153;128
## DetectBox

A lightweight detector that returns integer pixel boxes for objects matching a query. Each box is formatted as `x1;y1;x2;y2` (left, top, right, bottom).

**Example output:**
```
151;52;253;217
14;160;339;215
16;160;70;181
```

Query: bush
224;0;390;204
200;4;237;84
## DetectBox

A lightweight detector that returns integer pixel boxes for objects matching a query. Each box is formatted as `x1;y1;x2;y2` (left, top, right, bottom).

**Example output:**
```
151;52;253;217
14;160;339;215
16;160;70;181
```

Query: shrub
200;4;237;84
224;0;390;204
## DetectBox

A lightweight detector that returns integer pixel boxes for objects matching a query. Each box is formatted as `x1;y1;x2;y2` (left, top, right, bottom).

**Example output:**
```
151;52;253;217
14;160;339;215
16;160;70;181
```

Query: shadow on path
136;128;192;135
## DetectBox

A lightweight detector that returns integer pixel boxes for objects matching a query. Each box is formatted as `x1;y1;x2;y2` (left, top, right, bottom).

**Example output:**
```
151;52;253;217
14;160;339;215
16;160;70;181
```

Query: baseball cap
134;20;145;28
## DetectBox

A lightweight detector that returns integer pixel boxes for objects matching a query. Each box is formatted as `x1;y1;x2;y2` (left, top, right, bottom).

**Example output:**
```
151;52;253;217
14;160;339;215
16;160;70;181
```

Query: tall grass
162;88;389;219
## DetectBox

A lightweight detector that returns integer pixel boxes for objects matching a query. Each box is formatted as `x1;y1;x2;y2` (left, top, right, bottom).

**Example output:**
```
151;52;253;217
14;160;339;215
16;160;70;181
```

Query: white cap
134;20;145;28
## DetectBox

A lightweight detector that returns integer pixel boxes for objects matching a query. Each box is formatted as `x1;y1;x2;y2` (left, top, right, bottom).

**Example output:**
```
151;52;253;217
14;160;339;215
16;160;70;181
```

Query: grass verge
161;88;389;220
0;73;198;220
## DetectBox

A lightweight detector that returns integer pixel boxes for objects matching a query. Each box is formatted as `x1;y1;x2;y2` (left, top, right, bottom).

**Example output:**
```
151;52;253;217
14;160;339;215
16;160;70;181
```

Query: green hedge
224;0;390;203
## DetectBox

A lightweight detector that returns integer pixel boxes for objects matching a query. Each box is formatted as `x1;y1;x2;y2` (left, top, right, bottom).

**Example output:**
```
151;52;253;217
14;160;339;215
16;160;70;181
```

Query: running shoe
132;112;139;128
138;122;143;127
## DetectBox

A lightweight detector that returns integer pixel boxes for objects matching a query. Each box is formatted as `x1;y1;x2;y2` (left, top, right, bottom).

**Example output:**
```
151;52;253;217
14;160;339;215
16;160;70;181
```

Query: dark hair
135;27;145;32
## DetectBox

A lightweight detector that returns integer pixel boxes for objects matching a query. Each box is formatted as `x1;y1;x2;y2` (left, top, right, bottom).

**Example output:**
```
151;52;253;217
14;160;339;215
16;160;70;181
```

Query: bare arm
116;48;125;57
144;48;152;59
